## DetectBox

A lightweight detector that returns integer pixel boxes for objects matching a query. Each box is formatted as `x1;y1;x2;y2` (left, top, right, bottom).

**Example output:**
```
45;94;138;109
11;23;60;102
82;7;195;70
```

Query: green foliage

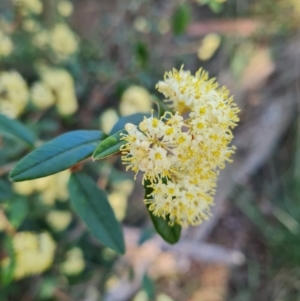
197;0;224;13
10;130;105;181
142;273;156;299
135;41;149;68
0;114;36;148
0;178;12;202
93;130;126;160
153;96;171;118
68;172;125;254
8;196;29;228
172;4;191;35
0;237;15;287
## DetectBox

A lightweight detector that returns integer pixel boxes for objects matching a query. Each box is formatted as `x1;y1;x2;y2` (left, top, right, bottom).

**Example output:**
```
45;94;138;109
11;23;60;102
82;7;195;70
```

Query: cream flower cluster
13;0;43;15
30;67;78;116
50;23;79;59
0;71;29;118
121;67;239;227
1;232;56;280
31;23;78;60
60;247;85;276
13;170;71;205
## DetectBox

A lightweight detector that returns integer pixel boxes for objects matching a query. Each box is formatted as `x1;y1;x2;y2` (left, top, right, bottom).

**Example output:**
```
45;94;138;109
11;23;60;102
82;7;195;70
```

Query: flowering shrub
7;66;239;250
0;1;245;298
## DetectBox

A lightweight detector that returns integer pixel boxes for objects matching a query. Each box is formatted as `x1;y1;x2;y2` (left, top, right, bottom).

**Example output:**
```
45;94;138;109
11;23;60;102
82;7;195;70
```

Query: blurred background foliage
1;0;300;300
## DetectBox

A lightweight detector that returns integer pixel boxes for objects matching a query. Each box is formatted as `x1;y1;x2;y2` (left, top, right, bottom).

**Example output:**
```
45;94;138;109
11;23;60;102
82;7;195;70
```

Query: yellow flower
46;210;72;232
50;23;79;59
0;30;13;57
13;170;71;205
108;192;128;222
0;71;29;118
22;18;40;32
197;33;221;61
31;81;55;109
32;30;49;49
121;67;239;227
120;85;152;116
57;0;74;17
40;67;78;116
1;232;56;280
99;109;119;134
13;0;43;15
60;247;85;276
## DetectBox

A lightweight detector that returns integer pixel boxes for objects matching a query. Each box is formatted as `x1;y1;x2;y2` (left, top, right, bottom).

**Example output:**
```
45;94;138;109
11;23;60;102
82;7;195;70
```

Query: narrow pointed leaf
93;130;126;160
10;130;105;181
0;114;36;147
0;179;12;202
68;172;125;254
144;181;181;244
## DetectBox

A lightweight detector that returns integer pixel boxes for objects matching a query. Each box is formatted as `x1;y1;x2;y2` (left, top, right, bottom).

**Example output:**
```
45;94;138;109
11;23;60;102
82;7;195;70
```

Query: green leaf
93;130;126;160
10;130;105;182
0;236;15;286
153;96;171;118
0;114;36;147
110;113;151;135
144;181;181;244
8;196;29;228
172;4;191;35
0;179;12;202
135;41;149;68
142;274;155;299
68;172;125;254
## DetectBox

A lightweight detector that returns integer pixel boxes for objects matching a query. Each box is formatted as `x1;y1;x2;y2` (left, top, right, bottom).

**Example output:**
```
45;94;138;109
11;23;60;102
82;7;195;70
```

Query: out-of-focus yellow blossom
13;181;34;195
197;33;221;61
120;85;152;116
60;247;85;276
13;0;43;15
112;179;134;197
13;170;71;205
55;88;78;116
1;232;56;280
108;192;128;222
41;67;78;116
291;0;300;16
158;20;170;34
0;71;29;118
157;294;175;301
133;291;149;301
99;109;119;134
102;248;116;261
50;23;79;59
22;18;40;32
31;81;55;109
133;17;151;33
57;0;74;17
0;30;13;57
121;66;240;227
108;179;134;222
32;30;49;49
46;210;72;232
105;275;119;290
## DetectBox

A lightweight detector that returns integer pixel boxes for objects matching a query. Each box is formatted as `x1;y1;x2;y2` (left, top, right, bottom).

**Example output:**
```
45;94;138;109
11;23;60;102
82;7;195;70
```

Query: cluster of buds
121;67;240;227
